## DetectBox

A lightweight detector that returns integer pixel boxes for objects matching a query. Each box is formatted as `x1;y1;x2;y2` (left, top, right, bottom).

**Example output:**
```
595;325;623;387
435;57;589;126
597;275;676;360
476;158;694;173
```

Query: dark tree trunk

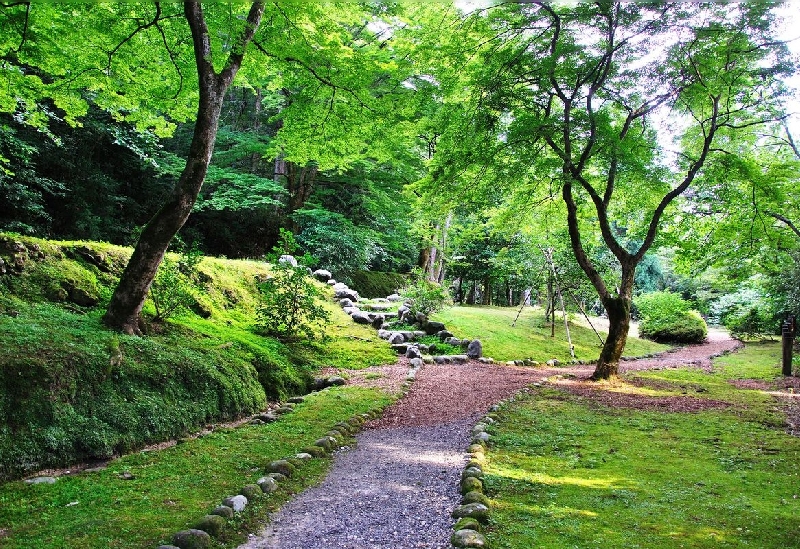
285;161;319;233
103;2;264;335
592;295;630;379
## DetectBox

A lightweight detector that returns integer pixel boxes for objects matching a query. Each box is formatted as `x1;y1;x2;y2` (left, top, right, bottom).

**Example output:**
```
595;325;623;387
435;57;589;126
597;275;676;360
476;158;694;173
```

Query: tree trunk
103;2;264;335
592;295;630;379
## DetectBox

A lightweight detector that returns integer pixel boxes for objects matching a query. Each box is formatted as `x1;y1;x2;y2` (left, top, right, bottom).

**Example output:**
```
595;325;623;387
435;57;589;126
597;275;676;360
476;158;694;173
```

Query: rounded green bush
639;309;708;343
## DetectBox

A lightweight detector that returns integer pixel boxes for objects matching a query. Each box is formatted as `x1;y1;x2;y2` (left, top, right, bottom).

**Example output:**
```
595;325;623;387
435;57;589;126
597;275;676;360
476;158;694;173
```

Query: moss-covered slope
0;234;394;481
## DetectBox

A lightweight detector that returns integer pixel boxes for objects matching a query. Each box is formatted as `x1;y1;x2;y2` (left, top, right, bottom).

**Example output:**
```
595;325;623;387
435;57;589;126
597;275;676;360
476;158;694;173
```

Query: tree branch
766;211;800;240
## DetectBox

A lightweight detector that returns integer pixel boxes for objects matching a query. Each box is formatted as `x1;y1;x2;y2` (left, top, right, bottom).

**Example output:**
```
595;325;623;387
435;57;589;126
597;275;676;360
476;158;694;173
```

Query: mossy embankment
0;233;395;481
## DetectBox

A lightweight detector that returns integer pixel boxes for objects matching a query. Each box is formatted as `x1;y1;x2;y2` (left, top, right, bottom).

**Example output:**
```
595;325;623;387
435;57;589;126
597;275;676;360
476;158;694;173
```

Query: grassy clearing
0;386;393;549
432;305;668;362
481;342;800;548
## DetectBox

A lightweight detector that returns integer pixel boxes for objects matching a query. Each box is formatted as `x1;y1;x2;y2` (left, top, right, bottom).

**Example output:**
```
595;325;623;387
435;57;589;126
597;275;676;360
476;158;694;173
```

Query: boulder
461;476;483;494
371;314;385;329
423;320;446;335
335;289;360;302
409;357;423;369
392;343;410;355
437;330;455;340
453;517;482;532
467;340;483;359
172;529;212;549
415;312;428;324
405;346;422;359
462;466;484;480
265;460;295;477
451;503;490;523
193;515;226;538
330;376;347;386
278;255;298;268
210;505;235;519
377;329;392;340
397;305;410;321
462;490;490;506
339;298;354;308
351;311;373;325
240;484;262;500
221;495;248;512
388;332;405;345
312;269;332;282
452;355;469;364
546;359;561;367
343;306;361;316
387;293;403;302
451;529;489;548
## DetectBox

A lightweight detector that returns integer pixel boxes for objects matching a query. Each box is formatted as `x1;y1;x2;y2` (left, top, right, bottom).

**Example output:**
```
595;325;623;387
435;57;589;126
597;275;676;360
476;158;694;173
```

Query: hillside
0;234;394;481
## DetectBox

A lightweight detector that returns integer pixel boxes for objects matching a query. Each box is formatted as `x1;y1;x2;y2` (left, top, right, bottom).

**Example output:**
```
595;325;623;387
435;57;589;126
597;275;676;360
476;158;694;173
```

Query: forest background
1;1;799;347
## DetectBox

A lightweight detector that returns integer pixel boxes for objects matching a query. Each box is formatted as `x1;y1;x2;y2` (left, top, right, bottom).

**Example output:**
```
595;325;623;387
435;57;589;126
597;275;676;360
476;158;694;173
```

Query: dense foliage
635;291;708;343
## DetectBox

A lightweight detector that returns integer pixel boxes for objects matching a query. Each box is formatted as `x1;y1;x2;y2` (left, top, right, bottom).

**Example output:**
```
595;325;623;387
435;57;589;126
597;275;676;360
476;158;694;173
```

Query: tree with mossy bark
413;1;793;378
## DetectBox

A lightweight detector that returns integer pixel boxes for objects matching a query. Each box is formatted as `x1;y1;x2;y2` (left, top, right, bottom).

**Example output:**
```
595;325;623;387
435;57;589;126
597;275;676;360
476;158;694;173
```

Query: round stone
193;514;226;538
451;502;490;523
221;495;248;512
210;505;234;519
461;476;483;494
257;476;278;493
451;528;489;548
172;529;212;549
240;484;261;500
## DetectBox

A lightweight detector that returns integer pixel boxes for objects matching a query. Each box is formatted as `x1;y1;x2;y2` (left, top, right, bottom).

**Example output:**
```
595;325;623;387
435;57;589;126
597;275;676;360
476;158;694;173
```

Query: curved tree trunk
103;2;264;335
591;295;630;379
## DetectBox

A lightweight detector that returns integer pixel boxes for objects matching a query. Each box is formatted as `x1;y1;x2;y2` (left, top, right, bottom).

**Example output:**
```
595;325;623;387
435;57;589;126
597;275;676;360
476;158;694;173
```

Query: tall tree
1;3;408;334
415;1;792;378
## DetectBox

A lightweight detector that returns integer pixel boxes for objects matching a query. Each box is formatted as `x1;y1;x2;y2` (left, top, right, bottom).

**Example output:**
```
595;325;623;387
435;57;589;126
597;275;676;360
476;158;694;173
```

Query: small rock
451;528;489;548
240;484;261;500
467;340;483;359
406;345;422;359
294;452;313;461
461;476;483;494
257;476;278;493
462;490;490;506
409;357;423;369
193;514;226;538
172;529;212;549
119;471;136;480
266;459;295;477
437;330;454;340
288;396;305;404
312;269;332;281
210;505;234;519
451;502;490;523
221;495;248;512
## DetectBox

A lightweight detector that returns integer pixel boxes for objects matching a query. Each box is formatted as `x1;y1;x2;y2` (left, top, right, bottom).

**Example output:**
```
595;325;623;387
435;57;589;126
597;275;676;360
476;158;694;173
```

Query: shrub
710;287;777;338
148;245;203;322
256;262;331;341
400;268;452;317
635;291;707;343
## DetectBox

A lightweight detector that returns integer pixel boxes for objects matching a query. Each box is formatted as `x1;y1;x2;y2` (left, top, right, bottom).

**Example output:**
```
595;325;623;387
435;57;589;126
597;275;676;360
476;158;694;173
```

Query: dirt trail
239;332;744;549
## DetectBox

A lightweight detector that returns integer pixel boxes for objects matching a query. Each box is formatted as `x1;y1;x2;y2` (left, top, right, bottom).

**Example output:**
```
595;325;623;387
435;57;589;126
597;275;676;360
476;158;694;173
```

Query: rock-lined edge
449;411;495;548
158;395;386;549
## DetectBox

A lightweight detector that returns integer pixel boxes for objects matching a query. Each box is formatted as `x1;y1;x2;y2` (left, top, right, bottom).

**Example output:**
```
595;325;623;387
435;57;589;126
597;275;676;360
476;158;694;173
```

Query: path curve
239;332;740;549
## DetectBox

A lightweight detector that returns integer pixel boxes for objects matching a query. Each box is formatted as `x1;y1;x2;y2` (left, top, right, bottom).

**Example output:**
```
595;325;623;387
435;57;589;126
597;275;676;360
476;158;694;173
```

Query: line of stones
155;396;385;549
449;412;496;549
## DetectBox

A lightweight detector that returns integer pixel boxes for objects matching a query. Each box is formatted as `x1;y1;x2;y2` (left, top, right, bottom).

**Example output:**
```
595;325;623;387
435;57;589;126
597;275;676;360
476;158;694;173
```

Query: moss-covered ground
480;342;800;549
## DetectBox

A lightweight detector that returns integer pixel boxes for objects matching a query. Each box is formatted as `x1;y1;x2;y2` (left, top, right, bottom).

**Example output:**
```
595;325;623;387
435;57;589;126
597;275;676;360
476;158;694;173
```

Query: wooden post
782;315;796;376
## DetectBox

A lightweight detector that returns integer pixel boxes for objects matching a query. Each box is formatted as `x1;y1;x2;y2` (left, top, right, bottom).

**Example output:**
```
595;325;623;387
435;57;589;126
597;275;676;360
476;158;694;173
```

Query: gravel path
239;331;744;549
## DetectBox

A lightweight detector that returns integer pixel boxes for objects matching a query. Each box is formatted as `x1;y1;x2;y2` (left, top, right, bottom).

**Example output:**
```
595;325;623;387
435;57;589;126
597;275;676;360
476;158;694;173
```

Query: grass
0;386;394;548
432;305;668;362
481;341;800;549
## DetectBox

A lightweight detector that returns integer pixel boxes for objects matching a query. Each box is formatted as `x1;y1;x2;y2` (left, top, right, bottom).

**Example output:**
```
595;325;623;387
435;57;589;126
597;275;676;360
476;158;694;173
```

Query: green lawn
432;305;668;362
0;387;393;549
481;342;800;548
